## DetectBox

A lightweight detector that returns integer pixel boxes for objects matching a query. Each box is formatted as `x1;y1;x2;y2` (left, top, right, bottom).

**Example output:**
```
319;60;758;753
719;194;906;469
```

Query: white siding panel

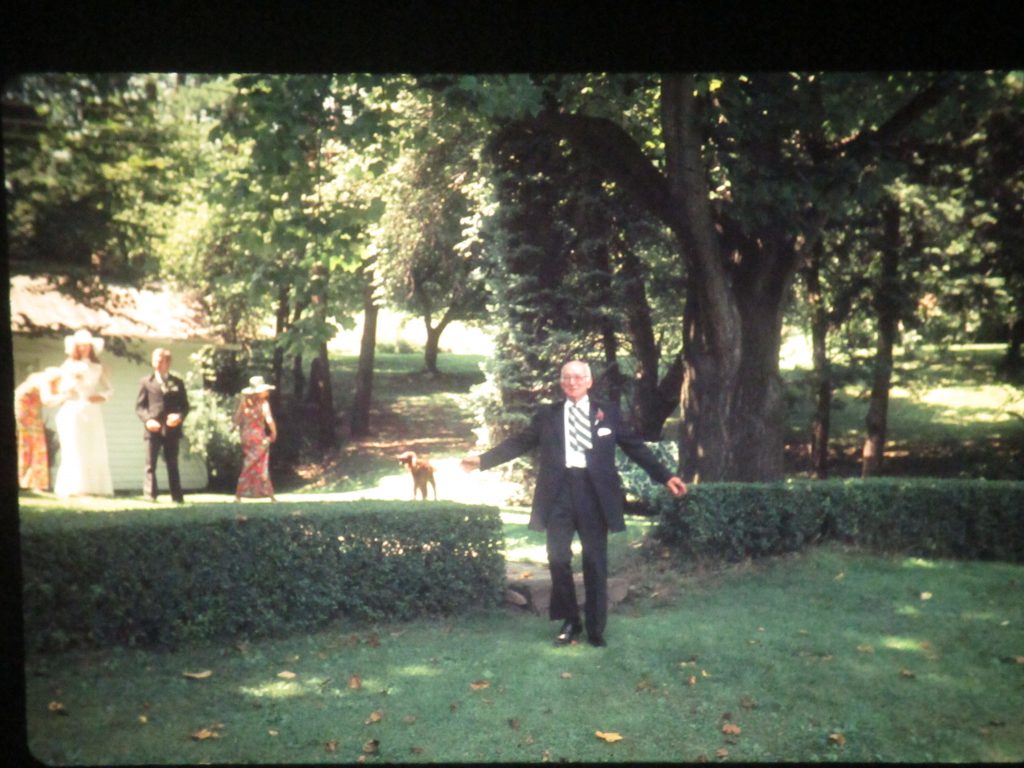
13;336;211;493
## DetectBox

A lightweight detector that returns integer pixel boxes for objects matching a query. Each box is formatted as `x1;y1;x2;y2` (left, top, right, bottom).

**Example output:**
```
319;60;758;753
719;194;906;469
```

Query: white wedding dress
54;359;114;497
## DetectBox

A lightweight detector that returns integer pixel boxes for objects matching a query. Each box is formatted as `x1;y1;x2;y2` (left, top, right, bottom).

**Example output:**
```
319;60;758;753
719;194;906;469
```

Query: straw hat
241;375;275;395
64;329;104;355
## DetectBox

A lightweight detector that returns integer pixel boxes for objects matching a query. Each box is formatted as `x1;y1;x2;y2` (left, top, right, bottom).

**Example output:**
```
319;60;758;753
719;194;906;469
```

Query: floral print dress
235;397;274;498
16;383;49;490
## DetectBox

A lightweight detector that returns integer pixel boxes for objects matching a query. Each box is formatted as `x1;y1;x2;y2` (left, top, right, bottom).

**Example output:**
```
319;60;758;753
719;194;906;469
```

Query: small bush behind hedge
21;501;505;652
654;478;1024;564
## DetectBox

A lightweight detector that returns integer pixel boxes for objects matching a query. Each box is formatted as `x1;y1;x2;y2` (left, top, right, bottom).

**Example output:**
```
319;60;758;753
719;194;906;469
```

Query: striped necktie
568;403;592;452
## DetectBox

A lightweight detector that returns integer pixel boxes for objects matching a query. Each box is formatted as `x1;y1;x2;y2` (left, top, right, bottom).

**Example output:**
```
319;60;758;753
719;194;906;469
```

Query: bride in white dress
54;329;114;497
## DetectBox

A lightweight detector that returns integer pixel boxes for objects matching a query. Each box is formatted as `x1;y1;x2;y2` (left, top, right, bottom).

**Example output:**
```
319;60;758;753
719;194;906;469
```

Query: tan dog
398;451;436;500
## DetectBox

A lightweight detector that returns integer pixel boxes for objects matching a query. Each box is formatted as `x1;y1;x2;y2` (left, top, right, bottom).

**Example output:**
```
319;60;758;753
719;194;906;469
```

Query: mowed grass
24;545;1024;764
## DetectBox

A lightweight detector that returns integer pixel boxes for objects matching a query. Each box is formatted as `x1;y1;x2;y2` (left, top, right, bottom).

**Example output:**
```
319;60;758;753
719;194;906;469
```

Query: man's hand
145;418;162;433
166;413;182;428
665;476;688;497
460;455;481;473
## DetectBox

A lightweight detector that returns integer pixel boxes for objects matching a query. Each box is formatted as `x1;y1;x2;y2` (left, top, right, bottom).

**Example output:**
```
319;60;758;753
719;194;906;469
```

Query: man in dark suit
462;359;687;647
135;347;190;503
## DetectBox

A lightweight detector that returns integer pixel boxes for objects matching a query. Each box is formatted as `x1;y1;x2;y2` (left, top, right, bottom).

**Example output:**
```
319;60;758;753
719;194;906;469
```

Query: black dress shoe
554;620;582;645
587;635;607;647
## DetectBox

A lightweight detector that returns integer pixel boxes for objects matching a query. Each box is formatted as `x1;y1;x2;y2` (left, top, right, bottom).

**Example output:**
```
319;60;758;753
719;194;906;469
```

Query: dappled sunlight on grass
902;557;939;569
395;664;443;678
239;678;334;699
881;636;928;653
896;605;923;617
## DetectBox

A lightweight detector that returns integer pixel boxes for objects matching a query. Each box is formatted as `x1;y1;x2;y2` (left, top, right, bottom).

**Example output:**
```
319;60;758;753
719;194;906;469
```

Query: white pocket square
597;427;612;437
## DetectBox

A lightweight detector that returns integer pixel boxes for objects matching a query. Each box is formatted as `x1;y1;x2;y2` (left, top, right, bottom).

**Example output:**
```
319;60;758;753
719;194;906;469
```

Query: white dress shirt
563;396;590;468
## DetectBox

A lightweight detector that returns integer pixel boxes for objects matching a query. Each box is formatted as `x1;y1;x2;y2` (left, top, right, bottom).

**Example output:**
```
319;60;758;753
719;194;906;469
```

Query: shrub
21;501;505;652
181;376;241;492
654;478;1024;564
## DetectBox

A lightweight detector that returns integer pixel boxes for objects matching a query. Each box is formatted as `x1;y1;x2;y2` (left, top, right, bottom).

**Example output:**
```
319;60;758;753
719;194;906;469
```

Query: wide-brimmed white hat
241;375;275;395
64;329;104;355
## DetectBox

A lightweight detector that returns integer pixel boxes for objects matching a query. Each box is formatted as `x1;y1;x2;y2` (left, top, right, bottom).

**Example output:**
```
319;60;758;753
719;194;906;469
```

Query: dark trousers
144;431;183;502
546;468;609;639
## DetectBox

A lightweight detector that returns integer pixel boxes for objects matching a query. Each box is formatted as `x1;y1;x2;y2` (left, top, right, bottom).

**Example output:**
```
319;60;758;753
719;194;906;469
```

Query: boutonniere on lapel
594;408;605;425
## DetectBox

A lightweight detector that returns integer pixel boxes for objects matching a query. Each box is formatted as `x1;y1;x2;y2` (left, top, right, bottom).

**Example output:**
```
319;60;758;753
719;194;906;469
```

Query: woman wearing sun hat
53;329;114;497
233;375;278;502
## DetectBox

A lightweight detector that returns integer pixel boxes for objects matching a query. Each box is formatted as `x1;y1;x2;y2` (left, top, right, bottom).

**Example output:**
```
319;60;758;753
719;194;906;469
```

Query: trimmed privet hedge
21;501;505;652
653;478;1024;563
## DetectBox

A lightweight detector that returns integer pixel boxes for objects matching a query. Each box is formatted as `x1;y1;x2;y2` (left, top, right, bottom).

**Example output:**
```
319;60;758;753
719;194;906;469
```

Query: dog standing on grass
397;451;436;500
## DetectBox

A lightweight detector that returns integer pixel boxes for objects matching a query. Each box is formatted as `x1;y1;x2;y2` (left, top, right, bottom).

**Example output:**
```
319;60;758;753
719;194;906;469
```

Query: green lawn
24;544;1024;764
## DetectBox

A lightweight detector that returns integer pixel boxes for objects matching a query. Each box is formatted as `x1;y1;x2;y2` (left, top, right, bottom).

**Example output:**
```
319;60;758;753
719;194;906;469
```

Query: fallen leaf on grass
410;746;424;754
920;591;933;600
508;718;521;730
595;731;624;743
721;723;742;735
268;729;279;737
47;701;68;716
856;644;874;654
362;738;379;754
828;733;847;746
191;723;225;741
900;668;916;679
365;710;383;725
716;748;729;758
325;740;338;753
470;679;490;690
687;675;698;686
349;675;362;689
402;715;417;724
277;670;296;680
739;696;757;710
182;670;213;680
560;672;573;679
138;714;149;724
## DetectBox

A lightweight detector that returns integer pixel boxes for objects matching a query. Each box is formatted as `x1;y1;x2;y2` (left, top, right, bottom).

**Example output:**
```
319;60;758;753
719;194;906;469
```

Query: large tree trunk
272;283;289;392
351;278;379;438
307;342;336;449
619;247;681;439
422;312;453;376
665;75;791;482
1002;316;1023;377
861;199;902;477
804;239;832;478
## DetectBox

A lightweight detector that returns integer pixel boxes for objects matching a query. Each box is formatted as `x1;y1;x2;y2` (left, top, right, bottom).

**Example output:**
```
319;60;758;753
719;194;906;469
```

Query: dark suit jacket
135;372;190;436
478;399;673;533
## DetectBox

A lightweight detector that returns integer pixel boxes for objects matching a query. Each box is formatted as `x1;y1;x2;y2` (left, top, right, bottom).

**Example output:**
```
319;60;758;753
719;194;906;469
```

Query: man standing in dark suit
462;359;687;647
135;347;189;503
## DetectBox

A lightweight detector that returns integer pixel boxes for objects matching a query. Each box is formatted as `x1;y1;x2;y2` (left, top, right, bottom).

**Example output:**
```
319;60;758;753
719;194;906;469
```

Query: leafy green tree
5;73;179;295
374;88;490;374
473;72;962;481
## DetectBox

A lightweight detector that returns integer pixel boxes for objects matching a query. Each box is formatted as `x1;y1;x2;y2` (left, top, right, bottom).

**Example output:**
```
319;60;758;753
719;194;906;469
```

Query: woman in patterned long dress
15;367;62;490
233;375;277;502
53;330;114;497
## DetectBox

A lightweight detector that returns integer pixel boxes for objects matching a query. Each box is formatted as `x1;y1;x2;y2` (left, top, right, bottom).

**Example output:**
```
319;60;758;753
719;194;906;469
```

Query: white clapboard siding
13;335;211;493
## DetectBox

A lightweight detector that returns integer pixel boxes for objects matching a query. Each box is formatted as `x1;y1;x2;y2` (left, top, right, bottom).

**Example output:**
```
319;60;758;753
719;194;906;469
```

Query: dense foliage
5;72;1022;480
21;501;506;652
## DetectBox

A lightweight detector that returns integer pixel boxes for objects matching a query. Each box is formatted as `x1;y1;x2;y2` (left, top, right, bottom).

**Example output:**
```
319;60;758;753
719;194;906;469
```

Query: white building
10;275;216;493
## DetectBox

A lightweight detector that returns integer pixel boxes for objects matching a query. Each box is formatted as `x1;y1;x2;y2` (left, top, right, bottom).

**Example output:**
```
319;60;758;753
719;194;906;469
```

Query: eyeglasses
560;375;590;382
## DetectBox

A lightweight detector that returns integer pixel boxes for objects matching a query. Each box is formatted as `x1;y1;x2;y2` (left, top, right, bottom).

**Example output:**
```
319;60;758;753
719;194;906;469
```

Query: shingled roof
9;274;217;340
